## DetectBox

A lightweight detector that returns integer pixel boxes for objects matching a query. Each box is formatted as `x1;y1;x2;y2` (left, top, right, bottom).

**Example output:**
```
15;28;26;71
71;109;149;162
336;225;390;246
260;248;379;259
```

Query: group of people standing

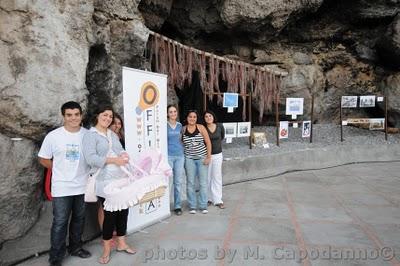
38;102;133;265
38;101;225;266
167;105;225;216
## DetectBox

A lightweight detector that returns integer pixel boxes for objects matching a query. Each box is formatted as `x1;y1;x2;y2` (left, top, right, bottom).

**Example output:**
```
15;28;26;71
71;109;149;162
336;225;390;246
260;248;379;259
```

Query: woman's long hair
91;105;114;126
112;113;125;140
203;110;217;126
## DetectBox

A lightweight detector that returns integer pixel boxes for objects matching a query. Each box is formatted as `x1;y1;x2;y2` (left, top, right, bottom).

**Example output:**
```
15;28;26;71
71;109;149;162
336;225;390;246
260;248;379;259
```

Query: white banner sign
122;67;170;233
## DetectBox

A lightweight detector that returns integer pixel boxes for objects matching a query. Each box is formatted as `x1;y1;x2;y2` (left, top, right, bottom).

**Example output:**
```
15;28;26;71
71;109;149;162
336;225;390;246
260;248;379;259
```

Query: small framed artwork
285;98;304;115
360;95;375;108
341;96;358;108
369;118;385;130
279;121;289;139
237;122;251;137
302;120;311;138
223;123;237;138
223;93;239;108
347;118;370;124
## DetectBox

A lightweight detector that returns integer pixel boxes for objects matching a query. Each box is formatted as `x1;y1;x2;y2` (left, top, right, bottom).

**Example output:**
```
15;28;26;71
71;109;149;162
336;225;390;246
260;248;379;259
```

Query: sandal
116;246;137;255
98;255;110;264
216;203;225;209
110;238;116;248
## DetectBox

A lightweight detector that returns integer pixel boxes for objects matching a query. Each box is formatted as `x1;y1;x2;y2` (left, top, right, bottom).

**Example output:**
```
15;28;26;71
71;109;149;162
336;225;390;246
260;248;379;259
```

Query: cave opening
84;43;113;126
173;71;250;125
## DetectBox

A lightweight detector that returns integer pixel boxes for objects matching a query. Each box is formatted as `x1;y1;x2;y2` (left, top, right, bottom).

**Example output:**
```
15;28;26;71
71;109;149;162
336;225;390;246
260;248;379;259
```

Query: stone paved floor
17;162;400;266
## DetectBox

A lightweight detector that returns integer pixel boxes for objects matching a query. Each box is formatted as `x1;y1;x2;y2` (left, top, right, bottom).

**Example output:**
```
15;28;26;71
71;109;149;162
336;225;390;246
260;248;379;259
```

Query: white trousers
208;152;223;204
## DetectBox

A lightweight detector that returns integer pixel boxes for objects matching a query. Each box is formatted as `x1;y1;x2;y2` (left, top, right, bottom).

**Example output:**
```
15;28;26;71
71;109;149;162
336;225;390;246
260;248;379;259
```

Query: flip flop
216;203;225;209
116;247;137;255
98;255;110;264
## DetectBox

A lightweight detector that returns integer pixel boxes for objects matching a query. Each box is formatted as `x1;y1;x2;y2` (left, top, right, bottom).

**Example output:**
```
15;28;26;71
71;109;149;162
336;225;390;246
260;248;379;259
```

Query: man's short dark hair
61;101;82;115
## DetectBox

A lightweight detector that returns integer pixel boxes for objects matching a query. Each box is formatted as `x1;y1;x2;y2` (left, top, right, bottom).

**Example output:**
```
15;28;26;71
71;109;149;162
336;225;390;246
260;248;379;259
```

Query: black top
182;126;207;159
206;123;225;155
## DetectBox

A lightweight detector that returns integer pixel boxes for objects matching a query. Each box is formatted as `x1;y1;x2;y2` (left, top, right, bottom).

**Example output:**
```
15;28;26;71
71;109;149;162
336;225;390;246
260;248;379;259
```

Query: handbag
84;168;101;202
84;129;114;203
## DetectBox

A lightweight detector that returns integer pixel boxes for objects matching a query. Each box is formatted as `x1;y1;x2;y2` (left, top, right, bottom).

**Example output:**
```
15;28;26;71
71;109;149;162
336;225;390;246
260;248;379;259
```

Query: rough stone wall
0;0;94;245
0;0;149;245
0;135;41;247
156;0;400;125
86;0;149;119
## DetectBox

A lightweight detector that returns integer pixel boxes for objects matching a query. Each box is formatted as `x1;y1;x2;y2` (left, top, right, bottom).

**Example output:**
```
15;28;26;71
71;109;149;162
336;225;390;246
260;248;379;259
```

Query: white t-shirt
38;127;89;197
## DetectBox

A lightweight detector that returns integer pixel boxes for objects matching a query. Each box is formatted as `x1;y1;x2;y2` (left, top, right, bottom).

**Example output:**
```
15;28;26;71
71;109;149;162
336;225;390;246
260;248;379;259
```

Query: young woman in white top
204;110;225;209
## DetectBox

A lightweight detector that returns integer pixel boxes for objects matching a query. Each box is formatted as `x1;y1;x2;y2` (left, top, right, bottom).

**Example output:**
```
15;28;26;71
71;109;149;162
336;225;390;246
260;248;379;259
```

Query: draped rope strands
154;35;159;72
207;55;215;101
199;52;207;94
221;59;226;81
176;44;185;88
148;32;287;120
214;57;222;104
167;40;173;89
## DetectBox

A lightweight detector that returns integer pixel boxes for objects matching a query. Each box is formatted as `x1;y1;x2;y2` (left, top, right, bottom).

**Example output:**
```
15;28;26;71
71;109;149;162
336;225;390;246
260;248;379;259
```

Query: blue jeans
49;194;85;263
168;155;185;210
185;157;208;210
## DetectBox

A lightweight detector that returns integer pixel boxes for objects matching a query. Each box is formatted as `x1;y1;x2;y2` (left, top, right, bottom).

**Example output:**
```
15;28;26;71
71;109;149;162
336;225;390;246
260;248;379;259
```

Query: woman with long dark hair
203;110;225;209
83;105;136;264
110;113;125;148
182;110;212;214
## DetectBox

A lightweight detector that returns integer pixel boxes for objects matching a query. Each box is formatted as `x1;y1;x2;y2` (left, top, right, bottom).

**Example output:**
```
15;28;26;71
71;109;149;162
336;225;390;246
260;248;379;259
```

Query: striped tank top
182;126;207;159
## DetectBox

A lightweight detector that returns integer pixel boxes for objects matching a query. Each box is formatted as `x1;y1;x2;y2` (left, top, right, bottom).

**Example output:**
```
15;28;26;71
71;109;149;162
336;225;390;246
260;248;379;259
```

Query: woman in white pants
203;110;225;209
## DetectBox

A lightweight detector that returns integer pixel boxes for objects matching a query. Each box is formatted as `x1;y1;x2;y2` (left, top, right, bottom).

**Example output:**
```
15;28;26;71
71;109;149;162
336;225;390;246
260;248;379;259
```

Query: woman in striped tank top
182;110;212;214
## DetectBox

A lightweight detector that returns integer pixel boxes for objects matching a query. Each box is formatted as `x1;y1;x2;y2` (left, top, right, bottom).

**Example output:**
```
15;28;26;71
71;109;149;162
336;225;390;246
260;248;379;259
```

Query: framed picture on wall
223;123;237;138
223;93;239;108
369;118;385;130
279;121;289;139
341;96;358;108
237;122;251;137
302;120;311;138
360;95;375;107
285;98;304;115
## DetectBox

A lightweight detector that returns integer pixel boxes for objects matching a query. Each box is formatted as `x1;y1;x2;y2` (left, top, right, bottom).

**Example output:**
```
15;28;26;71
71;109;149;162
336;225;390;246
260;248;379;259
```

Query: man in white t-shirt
38;101;91;266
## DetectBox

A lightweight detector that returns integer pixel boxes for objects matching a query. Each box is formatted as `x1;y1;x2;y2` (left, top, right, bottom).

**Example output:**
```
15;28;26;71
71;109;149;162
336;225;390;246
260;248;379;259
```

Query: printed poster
279;121;289;139
122;67;169;233
302;121;311;138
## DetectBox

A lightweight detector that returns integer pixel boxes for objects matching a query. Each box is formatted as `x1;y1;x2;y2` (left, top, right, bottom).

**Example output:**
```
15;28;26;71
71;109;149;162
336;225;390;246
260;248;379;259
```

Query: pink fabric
103;149;172;211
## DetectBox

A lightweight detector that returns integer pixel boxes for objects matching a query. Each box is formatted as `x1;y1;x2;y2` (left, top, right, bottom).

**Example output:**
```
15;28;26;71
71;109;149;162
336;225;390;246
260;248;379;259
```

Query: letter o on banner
143;85;158;105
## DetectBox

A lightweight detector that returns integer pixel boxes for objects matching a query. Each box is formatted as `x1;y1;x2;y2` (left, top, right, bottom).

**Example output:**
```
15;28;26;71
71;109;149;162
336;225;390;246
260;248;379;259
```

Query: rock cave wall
1;0;400;247
0;0;149;246
142;0;400;124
